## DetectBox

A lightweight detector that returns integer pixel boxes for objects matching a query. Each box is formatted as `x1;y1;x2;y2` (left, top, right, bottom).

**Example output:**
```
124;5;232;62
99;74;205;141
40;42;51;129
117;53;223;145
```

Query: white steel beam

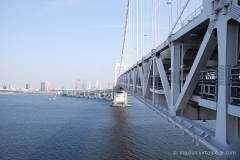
170;42;181;114
152;57;155;104
175;26;217;113
215;19;239;145
143;60;153;97
155;57;171;106
133;68;138;92
137;65;145;96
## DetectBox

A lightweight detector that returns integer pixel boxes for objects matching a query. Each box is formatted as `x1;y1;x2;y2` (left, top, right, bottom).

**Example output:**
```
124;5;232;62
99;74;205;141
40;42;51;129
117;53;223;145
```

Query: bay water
0;93;216;160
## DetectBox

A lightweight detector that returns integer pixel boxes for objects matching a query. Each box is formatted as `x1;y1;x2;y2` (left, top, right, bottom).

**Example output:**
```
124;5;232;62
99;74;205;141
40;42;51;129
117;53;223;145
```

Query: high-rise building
41;82;50;91
96;80;98;89
108;81;114;89
3;84;7;89
8;84;13;89
3;84;13;89
26;84;30;89
83;80;89;90
76;79;82;90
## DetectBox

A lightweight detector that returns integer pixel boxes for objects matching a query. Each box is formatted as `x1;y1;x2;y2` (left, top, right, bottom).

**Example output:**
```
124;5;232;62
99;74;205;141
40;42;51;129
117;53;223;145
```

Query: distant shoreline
27;92;57;94
0;91;58;95
0;92;15;94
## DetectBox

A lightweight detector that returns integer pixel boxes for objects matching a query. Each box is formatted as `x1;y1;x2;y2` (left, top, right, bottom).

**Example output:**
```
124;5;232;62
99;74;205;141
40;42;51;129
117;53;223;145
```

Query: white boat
52;96;57;100
47;95;57;100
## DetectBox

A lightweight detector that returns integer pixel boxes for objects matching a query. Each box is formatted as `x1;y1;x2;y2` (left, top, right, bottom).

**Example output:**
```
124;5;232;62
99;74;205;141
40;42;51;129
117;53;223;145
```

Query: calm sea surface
0;93;216;160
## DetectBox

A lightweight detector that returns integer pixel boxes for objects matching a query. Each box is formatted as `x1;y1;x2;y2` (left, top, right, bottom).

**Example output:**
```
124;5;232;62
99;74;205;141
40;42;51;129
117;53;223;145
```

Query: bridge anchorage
116;0;240;153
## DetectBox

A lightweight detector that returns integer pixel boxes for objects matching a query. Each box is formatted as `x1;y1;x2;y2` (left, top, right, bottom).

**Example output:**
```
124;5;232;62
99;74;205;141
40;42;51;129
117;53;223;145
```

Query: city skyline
0;0;128;89
1;79;112;90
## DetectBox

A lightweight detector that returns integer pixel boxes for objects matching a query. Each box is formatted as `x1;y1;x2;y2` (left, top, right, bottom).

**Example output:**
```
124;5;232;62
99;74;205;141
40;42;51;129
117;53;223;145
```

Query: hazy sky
0;0;202;89
0;0;127;89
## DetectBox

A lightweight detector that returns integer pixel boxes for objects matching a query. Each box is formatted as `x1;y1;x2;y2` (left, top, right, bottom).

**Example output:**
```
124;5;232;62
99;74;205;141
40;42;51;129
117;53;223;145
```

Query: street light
136;34;147;62
153;0;172;46
155;0;171;9
152;40;156;49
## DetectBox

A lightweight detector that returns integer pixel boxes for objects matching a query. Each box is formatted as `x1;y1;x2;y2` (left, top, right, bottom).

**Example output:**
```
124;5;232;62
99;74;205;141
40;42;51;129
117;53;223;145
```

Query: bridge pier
111;89;130;107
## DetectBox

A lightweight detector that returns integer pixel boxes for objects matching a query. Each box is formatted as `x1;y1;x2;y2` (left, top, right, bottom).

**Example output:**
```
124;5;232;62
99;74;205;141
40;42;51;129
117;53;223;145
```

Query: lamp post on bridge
136;34;147;62
152;0;171;48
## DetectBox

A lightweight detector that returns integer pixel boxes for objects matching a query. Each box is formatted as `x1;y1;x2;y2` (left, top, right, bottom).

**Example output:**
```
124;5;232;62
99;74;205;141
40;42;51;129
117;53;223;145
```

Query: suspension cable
119;0;130;76
170;0;191;34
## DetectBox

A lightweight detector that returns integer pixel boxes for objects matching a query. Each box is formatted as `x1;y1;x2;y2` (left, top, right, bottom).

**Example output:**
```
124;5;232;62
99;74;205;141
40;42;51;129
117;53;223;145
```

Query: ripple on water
0;94;216;160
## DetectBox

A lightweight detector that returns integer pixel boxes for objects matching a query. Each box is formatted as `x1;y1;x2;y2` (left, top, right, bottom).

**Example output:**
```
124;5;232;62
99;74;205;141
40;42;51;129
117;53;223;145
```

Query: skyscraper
8;84;13;89
96;80;98;89
108;81;114;89
3;84;6;89
3;84;12;89
26;84;30;89
76;79;82;90
83;80;89;90
41;82;50;91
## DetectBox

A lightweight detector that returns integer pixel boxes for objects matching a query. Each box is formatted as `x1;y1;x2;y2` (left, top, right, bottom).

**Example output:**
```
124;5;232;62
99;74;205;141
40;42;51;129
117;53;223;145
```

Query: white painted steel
117;0;240;152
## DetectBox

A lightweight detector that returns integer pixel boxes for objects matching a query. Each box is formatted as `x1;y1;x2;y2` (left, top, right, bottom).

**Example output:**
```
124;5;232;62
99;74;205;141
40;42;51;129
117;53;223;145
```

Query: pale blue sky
0;0;202;89
0;0;127;89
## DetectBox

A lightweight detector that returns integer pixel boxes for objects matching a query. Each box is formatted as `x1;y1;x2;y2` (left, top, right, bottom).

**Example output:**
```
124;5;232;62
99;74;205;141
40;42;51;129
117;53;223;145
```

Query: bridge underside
117;0;240;152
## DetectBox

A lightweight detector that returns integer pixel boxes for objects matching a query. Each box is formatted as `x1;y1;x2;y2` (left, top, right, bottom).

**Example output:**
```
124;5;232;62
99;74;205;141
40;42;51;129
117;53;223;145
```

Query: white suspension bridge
113;0;240;154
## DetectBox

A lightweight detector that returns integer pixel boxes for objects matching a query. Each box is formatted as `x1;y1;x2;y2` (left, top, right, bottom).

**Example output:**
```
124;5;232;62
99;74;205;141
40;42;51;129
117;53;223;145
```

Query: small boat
52;96;57;100
47;95;57;100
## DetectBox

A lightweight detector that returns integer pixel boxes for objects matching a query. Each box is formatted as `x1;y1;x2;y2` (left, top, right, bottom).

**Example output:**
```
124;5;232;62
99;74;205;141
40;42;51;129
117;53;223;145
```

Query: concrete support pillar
170;42;181;114
84;92;85;98
216;19;239;144
112;90;130;107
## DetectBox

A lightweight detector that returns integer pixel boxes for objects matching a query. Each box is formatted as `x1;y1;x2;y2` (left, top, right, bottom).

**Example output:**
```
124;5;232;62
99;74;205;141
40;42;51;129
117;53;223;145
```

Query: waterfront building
26;84;30;89
108;82;113;89
83;80;89;90
96;80;98;89
76;79;82;90
3;84;13;89
8;84;13;89
41;82;50;91
61;86;68;90
3;84;7;89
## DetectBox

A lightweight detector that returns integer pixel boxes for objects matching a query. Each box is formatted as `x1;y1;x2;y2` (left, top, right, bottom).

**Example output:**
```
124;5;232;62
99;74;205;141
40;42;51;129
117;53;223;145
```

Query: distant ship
47;95;57;101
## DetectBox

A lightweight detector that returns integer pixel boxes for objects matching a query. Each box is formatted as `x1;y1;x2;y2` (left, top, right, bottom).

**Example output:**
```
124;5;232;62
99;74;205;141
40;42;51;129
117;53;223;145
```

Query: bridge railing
180;5;203;29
